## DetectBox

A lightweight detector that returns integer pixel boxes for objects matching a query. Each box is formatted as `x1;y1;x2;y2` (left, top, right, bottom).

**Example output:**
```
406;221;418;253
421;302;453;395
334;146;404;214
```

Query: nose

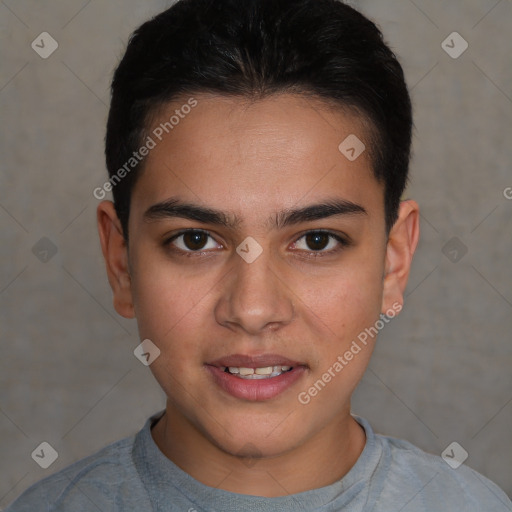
214;248;295;335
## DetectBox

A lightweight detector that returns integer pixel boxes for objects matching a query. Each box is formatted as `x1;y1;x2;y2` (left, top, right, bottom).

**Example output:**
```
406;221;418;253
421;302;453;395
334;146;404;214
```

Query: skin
97;93;419;497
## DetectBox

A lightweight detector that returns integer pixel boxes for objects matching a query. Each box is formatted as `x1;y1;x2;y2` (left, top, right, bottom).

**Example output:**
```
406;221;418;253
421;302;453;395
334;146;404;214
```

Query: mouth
205;354;308;401
221;365;293;379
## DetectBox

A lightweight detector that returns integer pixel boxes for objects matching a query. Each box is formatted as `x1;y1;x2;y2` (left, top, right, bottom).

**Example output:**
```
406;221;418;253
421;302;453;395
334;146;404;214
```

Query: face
99;93;418;459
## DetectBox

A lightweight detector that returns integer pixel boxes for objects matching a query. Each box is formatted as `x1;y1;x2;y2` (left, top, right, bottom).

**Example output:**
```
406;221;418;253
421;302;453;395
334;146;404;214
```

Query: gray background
1;0;511;507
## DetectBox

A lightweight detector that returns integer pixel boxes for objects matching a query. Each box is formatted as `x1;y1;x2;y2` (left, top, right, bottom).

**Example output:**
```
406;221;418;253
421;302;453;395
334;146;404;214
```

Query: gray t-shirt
6;411;511;511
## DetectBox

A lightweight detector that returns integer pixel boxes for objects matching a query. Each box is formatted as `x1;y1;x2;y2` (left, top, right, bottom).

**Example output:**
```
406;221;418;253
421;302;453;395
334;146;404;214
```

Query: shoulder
5;435;149;512
375;432;511;511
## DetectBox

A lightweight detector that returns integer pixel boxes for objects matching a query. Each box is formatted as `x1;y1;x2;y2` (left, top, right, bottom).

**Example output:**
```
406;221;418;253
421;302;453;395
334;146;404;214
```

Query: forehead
132;93;383;220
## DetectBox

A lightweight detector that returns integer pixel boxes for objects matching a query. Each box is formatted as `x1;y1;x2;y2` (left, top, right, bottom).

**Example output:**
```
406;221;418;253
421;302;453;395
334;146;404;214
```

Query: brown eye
169;230;220;253
291;231;349;255
182;231;209;250
304;232;330;251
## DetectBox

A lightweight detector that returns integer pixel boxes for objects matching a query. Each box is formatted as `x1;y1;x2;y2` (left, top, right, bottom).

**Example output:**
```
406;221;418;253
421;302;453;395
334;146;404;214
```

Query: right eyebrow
143;197;240;228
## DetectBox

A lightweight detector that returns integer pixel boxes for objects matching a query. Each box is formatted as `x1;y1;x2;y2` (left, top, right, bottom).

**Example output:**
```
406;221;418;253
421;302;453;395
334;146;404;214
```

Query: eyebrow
143;197;367;229
274;200;367;228
144;198;238;228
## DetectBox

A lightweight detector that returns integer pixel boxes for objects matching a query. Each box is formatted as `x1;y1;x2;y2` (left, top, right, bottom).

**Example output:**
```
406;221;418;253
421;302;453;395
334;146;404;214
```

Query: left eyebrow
272;199;367;229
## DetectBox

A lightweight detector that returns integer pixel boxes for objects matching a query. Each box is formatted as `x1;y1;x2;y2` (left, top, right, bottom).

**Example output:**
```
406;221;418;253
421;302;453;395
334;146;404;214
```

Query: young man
7;0;511;510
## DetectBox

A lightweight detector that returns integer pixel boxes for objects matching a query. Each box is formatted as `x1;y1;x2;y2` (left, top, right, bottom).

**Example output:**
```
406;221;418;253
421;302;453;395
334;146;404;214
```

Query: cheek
129;248;209;348
130;264;211;401
293;258;385;340
291;269;383;416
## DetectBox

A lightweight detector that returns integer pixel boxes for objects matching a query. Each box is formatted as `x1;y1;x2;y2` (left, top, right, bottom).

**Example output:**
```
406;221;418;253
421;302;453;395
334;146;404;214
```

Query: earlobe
381;200;420;315
96;201;135;319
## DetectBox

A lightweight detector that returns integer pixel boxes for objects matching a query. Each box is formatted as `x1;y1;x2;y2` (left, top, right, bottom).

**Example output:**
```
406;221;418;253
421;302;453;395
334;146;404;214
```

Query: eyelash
163;229;351;259
291;230;351;258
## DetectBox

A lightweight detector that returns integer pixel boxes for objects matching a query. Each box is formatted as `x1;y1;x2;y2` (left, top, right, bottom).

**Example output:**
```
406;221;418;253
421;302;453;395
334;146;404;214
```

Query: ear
97;201;135;318
381;200;420;315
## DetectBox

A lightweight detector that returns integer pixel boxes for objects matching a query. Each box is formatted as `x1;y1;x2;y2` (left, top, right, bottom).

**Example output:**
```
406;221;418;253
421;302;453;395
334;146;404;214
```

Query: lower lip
205;365;307;401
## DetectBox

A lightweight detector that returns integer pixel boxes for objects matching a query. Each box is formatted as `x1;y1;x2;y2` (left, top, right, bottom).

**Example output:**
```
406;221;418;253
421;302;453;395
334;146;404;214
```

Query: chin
200;413;307;460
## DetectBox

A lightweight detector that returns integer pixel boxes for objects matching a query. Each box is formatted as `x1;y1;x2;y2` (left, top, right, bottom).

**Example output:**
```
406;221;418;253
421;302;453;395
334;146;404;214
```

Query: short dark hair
105;0;412;238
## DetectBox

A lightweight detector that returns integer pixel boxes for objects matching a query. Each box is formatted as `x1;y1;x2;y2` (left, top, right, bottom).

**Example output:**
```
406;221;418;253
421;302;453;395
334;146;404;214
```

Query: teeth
225;365;293;379
254;366;273;375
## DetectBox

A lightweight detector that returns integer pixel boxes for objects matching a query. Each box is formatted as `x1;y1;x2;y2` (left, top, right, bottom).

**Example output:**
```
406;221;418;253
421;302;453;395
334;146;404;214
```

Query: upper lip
207;354;304;368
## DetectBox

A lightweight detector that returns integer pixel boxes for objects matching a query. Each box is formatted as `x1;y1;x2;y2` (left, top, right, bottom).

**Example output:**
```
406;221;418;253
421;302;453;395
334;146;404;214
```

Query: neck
151;402;366;497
